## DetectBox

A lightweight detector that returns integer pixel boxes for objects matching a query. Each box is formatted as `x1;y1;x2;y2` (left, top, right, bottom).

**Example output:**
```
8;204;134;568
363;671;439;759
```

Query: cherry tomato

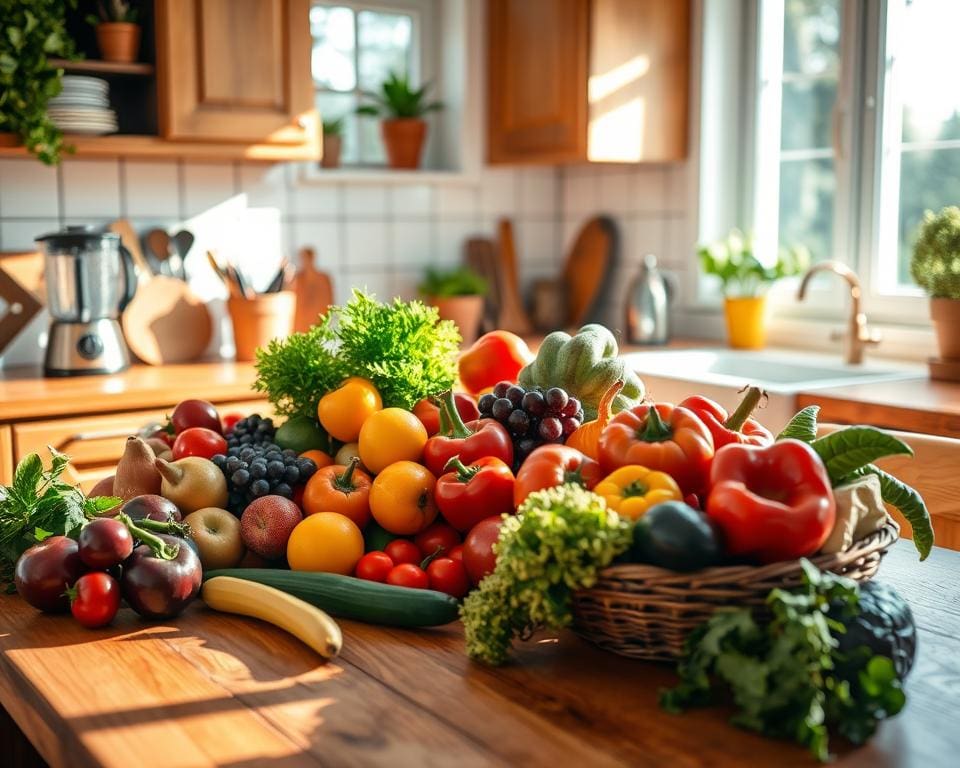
386;563;429;589
69;572;121;629
448;544;464;563
414;522;461;559
463;516;504;587
221;413;244;434
427;557;470;599
355;551;394;582
170;399;222;435
172;427;228;460
385;539;422;566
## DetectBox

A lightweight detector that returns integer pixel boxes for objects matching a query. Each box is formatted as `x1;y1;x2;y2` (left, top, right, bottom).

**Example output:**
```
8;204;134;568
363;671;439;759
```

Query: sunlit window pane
318;91;359;163
781;79;836;151
357;11;413;92
779;158;836;260
311;5;356;91
782;0;840;76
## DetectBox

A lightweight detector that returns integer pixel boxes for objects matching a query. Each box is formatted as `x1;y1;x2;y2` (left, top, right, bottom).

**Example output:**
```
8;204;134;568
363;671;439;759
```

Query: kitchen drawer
12;400;271;493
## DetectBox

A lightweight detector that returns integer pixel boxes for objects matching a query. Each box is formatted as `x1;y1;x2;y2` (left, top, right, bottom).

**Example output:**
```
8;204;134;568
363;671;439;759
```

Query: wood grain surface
0;540;956;768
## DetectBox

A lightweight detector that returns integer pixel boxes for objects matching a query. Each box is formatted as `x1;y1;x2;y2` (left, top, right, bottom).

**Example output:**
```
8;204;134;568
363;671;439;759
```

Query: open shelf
49;58;155;77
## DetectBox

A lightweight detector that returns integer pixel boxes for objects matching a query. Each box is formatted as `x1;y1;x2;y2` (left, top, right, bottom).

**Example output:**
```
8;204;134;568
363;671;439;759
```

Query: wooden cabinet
487;0;690;165
156;0;318;148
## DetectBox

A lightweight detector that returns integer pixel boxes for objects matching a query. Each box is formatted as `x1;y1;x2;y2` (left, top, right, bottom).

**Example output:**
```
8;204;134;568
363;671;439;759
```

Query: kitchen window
749;0;960;322
310;1;431;166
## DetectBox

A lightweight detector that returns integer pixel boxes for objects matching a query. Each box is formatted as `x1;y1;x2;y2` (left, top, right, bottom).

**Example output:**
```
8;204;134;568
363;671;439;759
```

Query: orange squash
564;380;624;461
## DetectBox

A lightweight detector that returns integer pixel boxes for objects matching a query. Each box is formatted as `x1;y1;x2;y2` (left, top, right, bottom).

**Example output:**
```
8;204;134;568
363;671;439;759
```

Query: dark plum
78;518;134;570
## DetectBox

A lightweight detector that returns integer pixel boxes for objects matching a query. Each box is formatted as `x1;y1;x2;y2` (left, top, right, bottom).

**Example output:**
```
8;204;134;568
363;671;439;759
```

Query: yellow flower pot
724;296;767;349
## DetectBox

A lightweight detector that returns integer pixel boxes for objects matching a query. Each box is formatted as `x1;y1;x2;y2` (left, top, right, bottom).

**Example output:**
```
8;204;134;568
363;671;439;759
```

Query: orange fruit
302;460;372;527
286;512;364;574
358;408;428;474
369;461;438;535
317;377;382;442
299;449;333;470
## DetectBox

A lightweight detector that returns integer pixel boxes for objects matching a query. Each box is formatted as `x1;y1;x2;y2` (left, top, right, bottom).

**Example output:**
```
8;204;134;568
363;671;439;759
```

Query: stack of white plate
47;76;117;135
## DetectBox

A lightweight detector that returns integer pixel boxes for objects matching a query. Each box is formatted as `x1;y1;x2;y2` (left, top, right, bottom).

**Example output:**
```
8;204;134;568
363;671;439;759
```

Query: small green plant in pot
698;229;810;349
911;206;960;362
320;116;344;169
356;71;443;169
419;267;487;346
0;0;78;164
87;1;141;63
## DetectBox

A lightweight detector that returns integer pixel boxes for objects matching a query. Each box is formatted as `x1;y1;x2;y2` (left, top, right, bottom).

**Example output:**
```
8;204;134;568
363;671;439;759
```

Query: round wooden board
121;276;212;365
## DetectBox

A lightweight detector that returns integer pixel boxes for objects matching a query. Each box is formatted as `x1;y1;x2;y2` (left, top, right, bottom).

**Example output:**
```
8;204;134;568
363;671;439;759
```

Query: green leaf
84;496;122;514
33;526;53;542
13;453;43;501
777;405;820;442
810;427;912;482
846;465;934;560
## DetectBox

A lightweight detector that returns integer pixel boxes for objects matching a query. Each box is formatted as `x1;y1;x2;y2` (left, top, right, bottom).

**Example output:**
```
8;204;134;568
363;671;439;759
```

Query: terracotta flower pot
321;133;342;168
723;296;768;350
228;292;296;361
96;22;141;64
381;118;427;169
429;295;484;346
931;297;960;360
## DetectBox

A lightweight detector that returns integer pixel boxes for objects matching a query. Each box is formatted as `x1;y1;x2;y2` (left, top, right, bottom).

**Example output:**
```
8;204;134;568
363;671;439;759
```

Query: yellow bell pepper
594;465;681;520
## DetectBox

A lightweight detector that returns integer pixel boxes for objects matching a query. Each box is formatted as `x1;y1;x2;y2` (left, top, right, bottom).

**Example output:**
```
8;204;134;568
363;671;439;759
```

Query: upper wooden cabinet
156;0;318;148
487;0;690;165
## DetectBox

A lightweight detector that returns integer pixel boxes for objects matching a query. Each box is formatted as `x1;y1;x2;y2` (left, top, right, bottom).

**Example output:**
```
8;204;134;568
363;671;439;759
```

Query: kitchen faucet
796;261;881;365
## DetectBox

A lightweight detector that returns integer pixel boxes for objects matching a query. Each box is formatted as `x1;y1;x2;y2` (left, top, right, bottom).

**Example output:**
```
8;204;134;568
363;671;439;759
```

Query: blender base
44;319;131;377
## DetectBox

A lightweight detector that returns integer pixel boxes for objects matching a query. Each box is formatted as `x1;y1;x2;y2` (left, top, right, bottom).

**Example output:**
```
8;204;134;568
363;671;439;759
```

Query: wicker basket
571;520;900;661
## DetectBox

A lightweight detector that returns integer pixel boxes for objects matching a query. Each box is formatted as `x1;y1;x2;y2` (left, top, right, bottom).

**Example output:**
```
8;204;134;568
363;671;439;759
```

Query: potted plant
320;117;344;169
356;71;443;170
419;267;488;345
87;1;141;63
911;206;960;362
0;0;77;164
698;229;810;349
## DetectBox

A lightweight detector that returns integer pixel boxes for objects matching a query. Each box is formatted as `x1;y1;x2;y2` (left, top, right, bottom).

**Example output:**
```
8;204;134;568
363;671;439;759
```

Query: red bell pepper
423;390;514;477
413;393;480;436
458;331;533;395
705;439;836;564
679;387;774;450
598;403;714;496
436;456;515;532
514;444;602;508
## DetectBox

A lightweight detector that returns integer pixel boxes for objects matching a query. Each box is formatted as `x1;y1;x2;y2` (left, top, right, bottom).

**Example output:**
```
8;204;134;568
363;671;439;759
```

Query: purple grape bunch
478;381;584;466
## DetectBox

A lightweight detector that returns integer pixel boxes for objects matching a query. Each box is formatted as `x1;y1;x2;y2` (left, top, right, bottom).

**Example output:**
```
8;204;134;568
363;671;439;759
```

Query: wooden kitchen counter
0;362;261;423
0;540;956;768
797;378;960;439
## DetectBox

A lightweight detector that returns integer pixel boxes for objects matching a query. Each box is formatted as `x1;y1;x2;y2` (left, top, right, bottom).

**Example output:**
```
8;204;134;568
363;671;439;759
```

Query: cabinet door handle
66;427;142;444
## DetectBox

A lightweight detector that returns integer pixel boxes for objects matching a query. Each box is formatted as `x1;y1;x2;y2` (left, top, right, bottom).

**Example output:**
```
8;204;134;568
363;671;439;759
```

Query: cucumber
203;569;460;628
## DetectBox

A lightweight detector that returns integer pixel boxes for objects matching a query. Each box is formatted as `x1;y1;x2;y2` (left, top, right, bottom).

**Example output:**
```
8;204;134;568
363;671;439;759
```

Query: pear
155;456;228;514
113;437;162;501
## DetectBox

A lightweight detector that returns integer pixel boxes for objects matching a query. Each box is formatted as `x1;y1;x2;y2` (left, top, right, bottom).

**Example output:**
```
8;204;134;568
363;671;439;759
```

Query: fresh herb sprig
0;449;120;584
661;561;907;762
254;290;461;418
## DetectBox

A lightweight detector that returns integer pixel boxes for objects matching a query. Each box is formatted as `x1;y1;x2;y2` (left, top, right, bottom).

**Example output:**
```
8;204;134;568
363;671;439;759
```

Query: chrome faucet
796;261;881;365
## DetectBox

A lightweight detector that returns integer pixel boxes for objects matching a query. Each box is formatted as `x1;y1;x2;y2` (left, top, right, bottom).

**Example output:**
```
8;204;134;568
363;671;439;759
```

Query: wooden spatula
464;237;500;333
494;219;533;335
293;247;334;332
562;217;618;327
109;219;152;286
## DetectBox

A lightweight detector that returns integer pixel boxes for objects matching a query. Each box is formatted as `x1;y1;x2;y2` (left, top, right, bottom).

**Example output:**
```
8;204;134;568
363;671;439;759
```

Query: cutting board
121;276;212;365
562;217;619;327
464;237;500;333
109;219;153;286
494;219;533;335
293;247;334;332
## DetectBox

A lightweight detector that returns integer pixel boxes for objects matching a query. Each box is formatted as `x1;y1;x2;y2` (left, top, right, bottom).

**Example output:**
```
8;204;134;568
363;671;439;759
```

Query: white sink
623;348;925;432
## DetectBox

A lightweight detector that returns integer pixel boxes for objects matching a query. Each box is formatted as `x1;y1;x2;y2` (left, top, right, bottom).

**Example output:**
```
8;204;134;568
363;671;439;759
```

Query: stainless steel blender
36;226;137;376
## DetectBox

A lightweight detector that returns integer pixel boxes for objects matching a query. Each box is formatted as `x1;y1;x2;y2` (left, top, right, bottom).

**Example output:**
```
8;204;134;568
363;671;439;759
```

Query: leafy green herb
418;266;488;298
254;290;461;418
910;206;960;299
355;70;443;119
661;561;907;762
0;448;121;584
810;427;913;483
461;484;632;665
776;405;820;442
698;228;811;297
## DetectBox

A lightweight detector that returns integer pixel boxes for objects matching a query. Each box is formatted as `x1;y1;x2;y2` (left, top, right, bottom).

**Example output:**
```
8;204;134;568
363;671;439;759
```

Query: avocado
630;501;723;572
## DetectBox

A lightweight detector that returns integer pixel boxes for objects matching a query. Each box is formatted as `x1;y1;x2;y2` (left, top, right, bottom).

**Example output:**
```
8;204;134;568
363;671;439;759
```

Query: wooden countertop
0;362;262;423
0;540;956;768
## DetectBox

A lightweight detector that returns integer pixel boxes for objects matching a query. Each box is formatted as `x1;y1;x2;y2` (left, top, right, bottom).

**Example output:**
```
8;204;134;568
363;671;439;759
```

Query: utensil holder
228;291;295;361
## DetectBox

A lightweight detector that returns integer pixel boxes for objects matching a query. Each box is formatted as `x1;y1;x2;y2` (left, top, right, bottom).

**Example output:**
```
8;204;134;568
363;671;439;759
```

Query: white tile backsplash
0;159;59;220
61;160;121;218
516;219;557;264
435;219;481;268
289;180;341;219
343;186;388;218
479;168;517;218
391;220;433;268
239;163;289;210
344;220;390;266
124;161;180;218
435;184;478;218
182;163;237;217
0;218;58;250
390;184;434;219
292;220;342;270
518;168;557;217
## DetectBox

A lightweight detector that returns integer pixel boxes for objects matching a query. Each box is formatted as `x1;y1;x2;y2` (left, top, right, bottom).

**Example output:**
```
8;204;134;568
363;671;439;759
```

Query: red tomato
355;551;394;582
221;413;244;434
427;557;470;599
170;399;223;435
414;522;461;559
148;428;174;447
463;516;504;587
384;539;422;566
448;544;464;563
172;427;228;460
412;393;481;436
386;563;429;589
69;572;120;629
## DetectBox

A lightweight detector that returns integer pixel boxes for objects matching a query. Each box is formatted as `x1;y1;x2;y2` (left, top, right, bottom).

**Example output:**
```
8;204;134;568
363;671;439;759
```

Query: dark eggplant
122;494;182;523
15;536;88;613
630;501;722;571
121;533;202;619
834;580;917;679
